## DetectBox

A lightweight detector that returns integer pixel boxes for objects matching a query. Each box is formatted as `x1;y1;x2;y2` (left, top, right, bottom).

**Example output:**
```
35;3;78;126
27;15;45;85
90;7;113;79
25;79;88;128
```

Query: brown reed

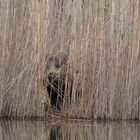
0;0;140;120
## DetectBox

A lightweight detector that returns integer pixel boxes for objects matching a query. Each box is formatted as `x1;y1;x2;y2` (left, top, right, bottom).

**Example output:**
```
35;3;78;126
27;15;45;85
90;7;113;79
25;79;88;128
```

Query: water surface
0;120;140;140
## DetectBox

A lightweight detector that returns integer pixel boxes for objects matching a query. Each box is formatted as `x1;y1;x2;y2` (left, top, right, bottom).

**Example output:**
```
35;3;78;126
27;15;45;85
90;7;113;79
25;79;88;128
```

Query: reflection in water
49;125;61;140
0;120;140;140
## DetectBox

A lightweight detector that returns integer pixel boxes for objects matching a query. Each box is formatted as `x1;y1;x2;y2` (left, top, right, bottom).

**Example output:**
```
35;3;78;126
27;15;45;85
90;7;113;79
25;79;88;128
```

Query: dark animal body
43;49;72;111
47;78;65;111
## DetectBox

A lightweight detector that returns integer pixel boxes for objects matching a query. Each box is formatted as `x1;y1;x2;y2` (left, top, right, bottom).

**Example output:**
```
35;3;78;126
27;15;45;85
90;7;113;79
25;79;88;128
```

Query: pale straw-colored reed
0;0;140;120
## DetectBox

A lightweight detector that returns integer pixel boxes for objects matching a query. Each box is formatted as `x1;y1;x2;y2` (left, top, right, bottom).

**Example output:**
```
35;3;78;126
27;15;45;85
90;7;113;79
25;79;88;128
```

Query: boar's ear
45;55;54;71
45;54;48;62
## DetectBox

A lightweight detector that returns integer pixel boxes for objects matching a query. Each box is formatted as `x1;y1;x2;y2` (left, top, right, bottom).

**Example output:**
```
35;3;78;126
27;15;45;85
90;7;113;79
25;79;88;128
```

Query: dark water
0;120;140;140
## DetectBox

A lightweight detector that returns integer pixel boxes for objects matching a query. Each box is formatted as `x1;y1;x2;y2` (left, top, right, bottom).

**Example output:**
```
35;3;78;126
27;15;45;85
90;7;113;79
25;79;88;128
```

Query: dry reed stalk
0;0;140;120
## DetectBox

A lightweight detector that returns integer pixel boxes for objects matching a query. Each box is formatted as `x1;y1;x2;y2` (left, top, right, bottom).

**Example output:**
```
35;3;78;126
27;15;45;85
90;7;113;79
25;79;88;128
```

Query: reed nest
0;0;140;120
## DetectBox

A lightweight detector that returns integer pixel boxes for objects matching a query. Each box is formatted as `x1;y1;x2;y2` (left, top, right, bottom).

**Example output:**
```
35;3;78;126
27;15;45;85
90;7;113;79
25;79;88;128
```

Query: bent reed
0;0;140;120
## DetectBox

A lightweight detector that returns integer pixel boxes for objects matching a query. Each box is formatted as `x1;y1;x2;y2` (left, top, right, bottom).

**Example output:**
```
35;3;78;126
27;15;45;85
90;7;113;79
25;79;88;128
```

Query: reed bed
0;0;140;120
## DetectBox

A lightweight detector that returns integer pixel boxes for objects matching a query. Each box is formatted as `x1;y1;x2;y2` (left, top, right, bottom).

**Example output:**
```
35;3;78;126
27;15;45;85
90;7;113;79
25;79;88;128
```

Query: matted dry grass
0;0;140;120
